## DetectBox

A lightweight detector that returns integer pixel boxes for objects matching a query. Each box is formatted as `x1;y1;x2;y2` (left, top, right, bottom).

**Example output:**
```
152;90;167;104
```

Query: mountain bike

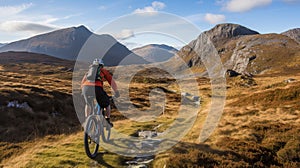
84;97;112;159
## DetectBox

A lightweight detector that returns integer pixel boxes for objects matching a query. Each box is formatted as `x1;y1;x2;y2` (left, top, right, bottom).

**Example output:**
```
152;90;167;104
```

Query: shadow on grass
93;152;115;168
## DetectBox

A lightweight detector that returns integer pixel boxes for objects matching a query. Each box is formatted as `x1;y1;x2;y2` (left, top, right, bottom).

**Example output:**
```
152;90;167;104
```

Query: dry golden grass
152;73;300;167
0;61;80;149
1;52;300;167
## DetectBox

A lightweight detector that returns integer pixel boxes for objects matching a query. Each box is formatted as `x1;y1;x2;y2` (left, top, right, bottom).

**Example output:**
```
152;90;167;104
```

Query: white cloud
134;6;156;13
152;1;166;9
0;3;81;36
133;1;166;14
0;3;58;34
0;3;33;17
224;0;272;12
114;29;135;40
0;21;57;34
0;3;85;42
204;13;226;24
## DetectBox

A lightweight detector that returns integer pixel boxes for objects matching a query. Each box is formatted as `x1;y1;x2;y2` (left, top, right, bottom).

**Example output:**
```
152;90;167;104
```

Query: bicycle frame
94;103;105;117
84;98;111;159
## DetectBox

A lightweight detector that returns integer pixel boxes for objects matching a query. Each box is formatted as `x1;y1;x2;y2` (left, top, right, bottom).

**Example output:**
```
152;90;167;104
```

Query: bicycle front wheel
101;116;111;142
84;115;100;159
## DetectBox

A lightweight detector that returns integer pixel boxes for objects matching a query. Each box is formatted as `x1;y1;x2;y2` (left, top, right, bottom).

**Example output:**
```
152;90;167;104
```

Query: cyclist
81;58;119;127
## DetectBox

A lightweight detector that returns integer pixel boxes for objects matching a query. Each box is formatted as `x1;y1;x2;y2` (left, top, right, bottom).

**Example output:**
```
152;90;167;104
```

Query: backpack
86;65;102;82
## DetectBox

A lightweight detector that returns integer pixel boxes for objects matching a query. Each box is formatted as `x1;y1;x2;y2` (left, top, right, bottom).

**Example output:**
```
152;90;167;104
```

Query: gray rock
284;78;297;83
7;100;33;112
192;96;200;102
181;92;191;97
177;23;259;69
281;28;300;44
204;23;259;47
138;131;157;138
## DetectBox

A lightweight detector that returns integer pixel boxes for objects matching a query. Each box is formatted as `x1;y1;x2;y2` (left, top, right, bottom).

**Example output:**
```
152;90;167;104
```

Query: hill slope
0;51;74;66
221;33;300;75
1;24;300;167
281;28;300;44
2;63;300;167
0;52;79;143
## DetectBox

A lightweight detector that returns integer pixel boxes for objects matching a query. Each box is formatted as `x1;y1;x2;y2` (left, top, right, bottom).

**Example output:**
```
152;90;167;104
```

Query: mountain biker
81;58;119;127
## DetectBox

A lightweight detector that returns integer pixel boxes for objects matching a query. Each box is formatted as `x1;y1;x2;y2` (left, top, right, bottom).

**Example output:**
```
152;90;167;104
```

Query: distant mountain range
0;26;148;66
0;43;6;48
1;23;299;73
174;23;300;76
132;44;178;63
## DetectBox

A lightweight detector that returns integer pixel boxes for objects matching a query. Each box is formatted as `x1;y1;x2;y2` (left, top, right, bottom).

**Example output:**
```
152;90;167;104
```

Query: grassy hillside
0;52;83;166
0;51;299;167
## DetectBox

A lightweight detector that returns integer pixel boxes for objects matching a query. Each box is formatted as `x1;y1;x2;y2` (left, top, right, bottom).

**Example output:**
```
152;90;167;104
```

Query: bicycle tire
101;116;111;142
84;115;100;159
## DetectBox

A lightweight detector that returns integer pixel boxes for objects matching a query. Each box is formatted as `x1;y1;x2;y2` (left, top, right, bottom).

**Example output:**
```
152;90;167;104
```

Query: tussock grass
1;52;300;167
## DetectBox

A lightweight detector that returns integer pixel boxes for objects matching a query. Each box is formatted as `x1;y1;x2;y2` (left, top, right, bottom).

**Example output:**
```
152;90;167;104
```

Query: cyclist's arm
102;69;118;92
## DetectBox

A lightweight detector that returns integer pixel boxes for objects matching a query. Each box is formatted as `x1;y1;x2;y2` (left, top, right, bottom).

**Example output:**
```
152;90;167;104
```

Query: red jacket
81;68;118;92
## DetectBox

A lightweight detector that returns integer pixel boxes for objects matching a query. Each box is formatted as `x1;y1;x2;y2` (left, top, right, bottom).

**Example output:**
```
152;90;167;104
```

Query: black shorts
82;86;110;108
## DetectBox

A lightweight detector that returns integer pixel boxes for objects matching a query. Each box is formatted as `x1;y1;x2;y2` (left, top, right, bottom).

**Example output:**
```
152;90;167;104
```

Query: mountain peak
0;25;148;65
0;25;94;60
203;23;259;47
75;25;90;32
210;23;259;33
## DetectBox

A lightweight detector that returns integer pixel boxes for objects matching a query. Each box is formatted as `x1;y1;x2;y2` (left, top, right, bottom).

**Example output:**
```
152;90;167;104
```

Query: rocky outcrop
281;28;300;44
176;23;259;70
224;39;258;74
223;33;300;75
175;24;300;76
203;23;259;47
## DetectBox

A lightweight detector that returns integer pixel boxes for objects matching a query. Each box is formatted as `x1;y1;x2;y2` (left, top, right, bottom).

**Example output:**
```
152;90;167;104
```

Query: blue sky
0;0;299;48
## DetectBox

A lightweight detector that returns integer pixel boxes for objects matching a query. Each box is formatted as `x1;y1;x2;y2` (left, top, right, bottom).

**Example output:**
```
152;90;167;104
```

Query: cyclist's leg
85;104;91;118
105;105;111;118
82;86;94;118
95;86;110;110
95;86;112;126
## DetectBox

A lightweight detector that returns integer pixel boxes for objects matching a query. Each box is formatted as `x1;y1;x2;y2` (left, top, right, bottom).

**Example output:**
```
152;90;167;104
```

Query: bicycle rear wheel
84;115;100;159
